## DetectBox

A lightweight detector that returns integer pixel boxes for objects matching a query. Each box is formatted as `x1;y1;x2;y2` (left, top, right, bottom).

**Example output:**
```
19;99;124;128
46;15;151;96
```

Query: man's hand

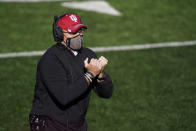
97;56;108;82
84;58;102;77
98;56;108;72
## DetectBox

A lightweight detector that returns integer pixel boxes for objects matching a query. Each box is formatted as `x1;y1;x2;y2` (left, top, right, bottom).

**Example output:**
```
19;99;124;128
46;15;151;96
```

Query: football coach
29;13;114;131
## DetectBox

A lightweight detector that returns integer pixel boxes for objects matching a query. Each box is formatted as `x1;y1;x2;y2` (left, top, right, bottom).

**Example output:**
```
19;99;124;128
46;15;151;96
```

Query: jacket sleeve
83;48;114;98
93;72;114;98
39;54;89;107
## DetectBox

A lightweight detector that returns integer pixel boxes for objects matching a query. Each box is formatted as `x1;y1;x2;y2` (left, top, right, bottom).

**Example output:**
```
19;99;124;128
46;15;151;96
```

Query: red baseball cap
57;13;87;33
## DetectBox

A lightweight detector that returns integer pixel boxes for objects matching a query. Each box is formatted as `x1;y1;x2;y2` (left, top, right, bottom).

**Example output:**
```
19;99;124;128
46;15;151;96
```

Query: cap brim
69;24;88;33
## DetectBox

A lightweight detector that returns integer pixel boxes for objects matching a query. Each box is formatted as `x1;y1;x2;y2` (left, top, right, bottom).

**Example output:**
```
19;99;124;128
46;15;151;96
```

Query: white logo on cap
69;15;78;22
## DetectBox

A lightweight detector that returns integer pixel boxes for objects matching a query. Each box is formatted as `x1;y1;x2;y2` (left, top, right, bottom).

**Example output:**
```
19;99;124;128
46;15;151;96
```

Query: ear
66;38;71;47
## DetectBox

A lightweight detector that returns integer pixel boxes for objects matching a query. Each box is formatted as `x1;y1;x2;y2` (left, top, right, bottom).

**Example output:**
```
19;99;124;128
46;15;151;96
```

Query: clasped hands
84;56;108;78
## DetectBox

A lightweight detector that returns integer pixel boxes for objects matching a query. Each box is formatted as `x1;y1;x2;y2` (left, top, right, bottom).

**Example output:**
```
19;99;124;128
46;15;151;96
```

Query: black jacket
30;43;114;125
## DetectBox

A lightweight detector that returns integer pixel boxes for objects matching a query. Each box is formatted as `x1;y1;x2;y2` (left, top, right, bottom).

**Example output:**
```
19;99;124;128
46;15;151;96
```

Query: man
29;13;114;131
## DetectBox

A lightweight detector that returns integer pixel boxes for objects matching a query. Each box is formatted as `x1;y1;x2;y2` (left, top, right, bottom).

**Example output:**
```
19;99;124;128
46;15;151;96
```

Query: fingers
86;57;108;68
84;58;89;67
99;56;108;64
98;56;108;68
90;58;102;70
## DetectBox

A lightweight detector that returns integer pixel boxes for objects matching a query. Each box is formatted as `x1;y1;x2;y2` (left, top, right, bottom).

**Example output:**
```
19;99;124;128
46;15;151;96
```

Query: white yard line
0;0;121;16
61;1;121;16
93;40;196;52
0;40;196;58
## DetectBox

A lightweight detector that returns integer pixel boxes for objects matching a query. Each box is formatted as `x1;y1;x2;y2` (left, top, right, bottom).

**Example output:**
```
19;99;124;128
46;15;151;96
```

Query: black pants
29;114;87;131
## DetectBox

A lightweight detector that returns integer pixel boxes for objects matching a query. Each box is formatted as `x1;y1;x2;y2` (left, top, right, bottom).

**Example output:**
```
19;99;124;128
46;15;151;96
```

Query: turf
88;46;196;131
0;0;196;131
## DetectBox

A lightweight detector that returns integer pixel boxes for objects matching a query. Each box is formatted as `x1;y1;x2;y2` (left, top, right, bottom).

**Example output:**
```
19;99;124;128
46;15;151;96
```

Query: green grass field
0;0;196;131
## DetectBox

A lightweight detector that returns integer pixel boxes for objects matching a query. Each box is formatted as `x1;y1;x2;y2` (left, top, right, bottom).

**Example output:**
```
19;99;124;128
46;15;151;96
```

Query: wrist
98;71;104;79
85;72;95;84
87;71;95;78
97;73;106;81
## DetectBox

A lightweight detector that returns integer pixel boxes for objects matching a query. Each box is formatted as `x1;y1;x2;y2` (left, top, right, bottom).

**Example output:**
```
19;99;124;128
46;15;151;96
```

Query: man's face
61;28;85;50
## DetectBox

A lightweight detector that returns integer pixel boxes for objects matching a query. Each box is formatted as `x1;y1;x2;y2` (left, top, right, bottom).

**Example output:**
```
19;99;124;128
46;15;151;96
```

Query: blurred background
0;0;196;131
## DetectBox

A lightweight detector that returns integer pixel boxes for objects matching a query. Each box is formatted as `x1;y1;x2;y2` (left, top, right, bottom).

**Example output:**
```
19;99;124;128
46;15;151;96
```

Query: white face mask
66;35;83;51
